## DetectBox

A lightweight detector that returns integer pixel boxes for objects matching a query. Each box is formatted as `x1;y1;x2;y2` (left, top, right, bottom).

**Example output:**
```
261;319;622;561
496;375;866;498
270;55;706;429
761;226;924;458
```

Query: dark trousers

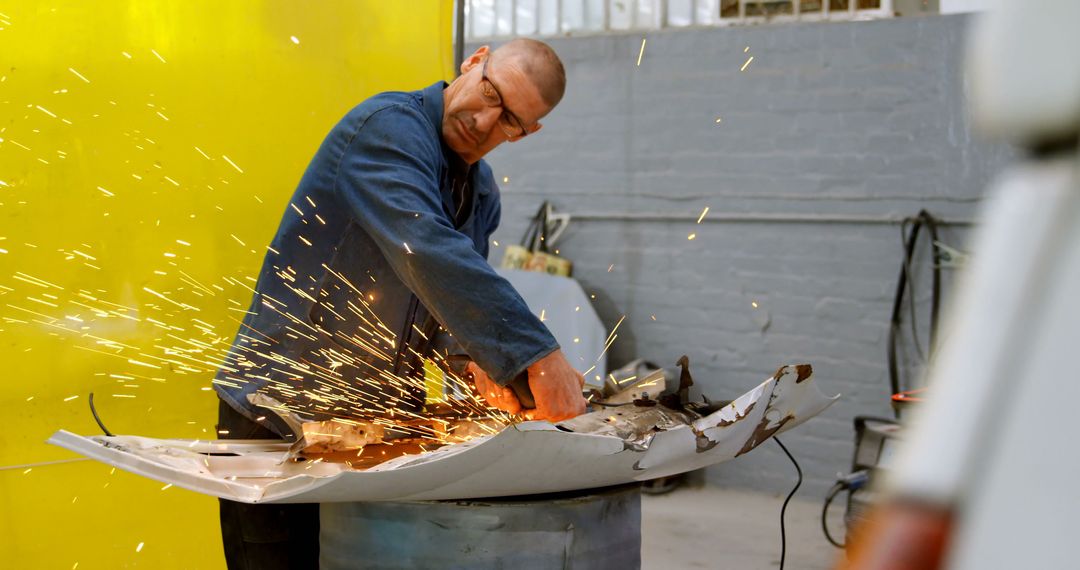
217;400;320;570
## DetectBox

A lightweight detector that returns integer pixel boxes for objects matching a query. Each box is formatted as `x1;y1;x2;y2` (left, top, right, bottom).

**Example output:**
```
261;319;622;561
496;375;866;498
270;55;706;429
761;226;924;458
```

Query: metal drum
320;485;642;570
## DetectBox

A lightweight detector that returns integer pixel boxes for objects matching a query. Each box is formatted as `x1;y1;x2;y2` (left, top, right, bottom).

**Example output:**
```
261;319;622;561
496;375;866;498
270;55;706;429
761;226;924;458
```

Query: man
212;39;588;568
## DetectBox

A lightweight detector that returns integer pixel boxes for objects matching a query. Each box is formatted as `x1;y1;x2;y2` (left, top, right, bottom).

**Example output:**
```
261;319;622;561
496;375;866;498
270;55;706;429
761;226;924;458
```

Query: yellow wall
0;2;453;567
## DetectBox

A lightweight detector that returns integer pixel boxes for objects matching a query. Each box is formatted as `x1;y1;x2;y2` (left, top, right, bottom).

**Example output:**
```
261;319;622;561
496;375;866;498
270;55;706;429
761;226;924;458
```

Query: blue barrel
320;485;642;569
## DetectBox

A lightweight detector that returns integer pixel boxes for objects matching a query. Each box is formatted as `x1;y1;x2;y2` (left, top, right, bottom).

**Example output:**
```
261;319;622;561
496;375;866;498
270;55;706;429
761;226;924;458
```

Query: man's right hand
525;349;588;422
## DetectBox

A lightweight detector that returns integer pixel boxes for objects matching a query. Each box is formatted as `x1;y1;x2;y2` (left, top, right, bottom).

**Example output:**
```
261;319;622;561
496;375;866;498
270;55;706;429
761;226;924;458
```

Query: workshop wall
480;14;1013;495
0;2;453;568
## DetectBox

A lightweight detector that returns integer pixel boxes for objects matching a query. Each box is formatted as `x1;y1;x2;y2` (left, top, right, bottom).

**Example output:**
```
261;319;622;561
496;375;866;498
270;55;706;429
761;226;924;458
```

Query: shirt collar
421;81;491;197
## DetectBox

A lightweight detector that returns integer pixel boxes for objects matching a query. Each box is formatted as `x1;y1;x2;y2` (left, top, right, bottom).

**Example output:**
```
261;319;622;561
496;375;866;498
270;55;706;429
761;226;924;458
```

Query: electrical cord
900;214;942;361
822;482;846;548
88;392;114;436
820;467;873;549
775;437;802;570
887;210;942;417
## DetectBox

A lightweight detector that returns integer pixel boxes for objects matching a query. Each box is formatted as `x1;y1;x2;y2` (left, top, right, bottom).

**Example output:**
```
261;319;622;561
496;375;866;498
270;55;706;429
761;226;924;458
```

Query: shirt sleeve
333;104;558;385
479;173;502;261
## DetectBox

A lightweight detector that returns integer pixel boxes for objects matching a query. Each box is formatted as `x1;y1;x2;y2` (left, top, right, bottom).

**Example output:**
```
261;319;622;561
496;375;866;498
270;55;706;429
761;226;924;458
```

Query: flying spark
222;155;244;173
35;105;57;118
636;37;647;67
697;207;709;223
68;68;90;83
290;36;300;45
156;111;169;121
151;49;167;63
136;542;144;553
403;242;414;254
740;56;754;72
97;186;114;197
688;233;696;240
751;301;759;308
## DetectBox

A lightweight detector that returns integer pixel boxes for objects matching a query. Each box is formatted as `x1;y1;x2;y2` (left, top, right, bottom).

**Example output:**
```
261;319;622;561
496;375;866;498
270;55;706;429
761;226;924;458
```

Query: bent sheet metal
47;364;837;503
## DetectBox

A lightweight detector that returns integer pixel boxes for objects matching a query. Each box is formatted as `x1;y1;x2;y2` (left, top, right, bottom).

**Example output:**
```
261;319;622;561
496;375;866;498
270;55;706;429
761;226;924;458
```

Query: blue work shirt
214;82;558;433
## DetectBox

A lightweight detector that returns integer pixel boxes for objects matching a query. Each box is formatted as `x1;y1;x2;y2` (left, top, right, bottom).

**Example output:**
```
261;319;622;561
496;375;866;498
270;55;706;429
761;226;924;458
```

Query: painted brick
472;14;1012;496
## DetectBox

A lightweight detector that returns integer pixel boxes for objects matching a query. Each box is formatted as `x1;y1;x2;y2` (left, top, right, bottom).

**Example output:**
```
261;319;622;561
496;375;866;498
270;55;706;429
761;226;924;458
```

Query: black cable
901;214;943;360
774;437;802;570
88;392;114;437
822;482;846;548
887;210;942;416
899;218;927;362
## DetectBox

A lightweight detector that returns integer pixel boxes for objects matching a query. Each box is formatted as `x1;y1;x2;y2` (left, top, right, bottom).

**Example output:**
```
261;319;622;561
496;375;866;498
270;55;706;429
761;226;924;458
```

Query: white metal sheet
48;364;837;504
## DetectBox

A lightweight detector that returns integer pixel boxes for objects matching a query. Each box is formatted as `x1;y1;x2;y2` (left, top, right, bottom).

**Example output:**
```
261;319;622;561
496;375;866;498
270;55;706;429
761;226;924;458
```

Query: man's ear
460;45;490;75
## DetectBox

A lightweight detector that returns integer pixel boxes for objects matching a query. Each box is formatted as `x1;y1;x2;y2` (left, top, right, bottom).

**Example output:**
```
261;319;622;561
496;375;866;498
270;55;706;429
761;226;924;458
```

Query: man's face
443;47;550;164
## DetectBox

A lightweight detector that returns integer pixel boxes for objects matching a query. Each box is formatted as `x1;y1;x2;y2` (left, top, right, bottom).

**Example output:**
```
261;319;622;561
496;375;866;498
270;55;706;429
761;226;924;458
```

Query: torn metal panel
48;363;837;503
598;368;668;405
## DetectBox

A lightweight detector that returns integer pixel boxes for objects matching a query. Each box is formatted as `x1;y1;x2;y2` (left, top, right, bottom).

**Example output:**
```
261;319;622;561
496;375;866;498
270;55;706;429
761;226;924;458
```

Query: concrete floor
642;487;845;570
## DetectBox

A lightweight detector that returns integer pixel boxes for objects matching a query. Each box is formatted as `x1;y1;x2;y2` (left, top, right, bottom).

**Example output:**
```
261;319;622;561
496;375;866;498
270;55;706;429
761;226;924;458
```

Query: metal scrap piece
558;405;694;451
300;419;386;453
47;362;839;504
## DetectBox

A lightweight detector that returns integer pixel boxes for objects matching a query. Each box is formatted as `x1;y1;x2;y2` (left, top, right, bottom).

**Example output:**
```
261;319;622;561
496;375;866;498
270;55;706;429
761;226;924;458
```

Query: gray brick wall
473;14;1013;496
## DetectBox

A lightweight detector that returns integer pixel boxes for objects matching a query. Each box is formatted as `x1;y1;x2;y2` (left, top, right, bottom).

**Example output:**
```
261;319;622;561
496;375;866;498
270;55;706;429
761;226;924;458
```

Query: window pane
538;0;559;35
470;0;497;37
800;0;824;13
495;0;513;36
610;0;632;29
636;0;659;28
830;0;851;10
746;1;794;17
668;0;694;26
585;0;606;30
857;0;881;8
696;0;719;24
516;0;538;35
720;0;740;19
562;0;585;31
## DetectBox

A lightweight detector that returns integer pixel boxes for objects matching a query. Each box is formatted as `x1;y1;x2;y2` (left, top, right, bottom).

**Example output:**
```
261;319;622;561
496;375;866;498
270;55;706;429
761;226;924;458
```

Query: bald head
490;39;566;109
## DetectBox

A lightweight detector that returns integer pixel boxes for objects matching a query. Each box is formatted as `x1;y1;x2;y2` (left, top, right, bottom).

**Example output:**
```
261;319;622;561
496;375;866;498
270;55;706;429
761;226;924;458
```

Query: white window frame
465;0;896;40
